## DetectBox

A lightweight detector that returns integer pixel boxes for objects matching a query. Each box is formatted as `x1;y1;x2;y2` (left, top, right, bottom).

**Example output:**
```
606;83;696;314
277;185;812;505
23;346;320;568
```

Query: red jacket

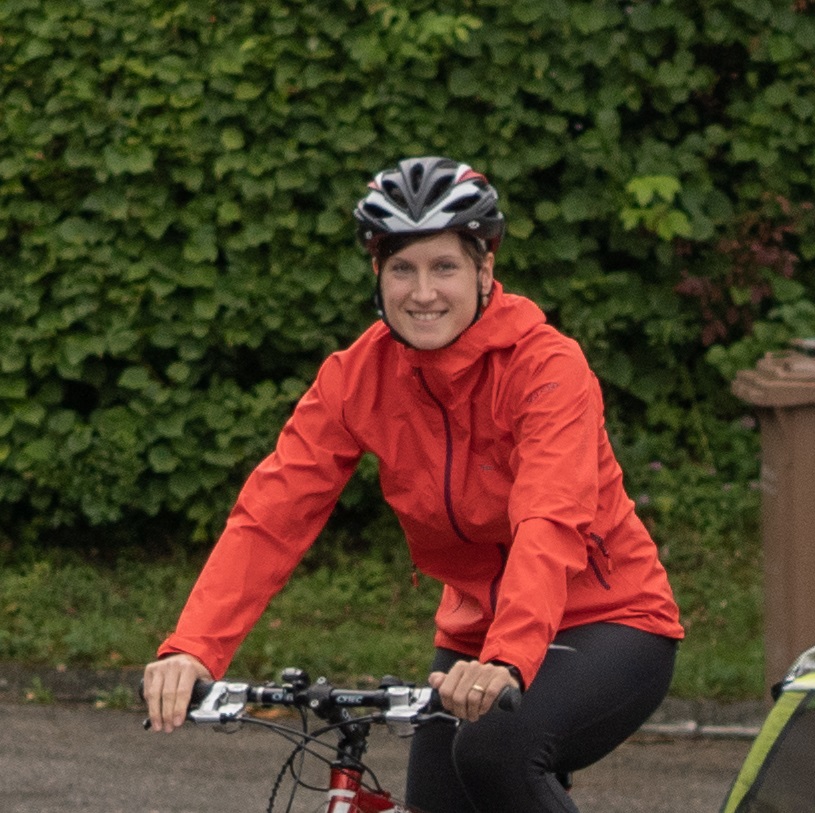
160;283;683;686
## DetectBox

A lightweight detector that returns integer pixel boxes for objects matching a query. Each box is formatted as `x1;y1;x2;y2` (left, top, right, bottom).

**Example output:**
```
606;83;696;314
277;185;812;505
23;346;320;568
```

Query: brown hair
374;231;489;270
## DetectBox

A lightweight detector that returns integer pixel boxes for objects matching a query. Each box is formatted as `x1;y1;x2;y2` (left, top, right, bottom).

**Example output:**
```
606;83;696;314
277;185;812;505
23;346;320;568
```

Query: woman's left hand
428;660;520;722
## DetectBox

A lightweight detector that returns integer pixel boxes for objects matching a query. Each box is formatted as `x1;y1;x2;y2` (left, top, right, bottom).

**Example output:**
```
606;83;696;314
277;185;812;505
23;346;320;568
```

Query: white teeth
411;312;443;321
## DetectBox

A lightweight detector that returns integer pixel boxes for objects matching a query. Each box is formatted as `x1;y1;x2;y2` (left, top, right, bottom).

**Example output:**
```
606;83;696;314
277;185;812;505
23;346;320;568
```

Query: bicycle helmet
354;156;505;254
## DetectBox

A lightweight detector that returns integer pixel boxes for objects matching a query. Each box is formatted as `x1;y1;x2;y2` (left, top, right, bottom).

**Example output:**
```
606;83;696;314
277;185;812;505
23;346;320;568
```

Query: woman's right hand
142;653;212;733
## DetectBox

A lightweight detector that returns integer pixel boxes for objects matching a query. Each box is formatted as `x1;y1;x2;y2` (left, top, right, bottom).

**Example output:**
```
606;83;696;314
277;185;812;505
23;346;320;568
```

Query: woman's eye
435;262;458;273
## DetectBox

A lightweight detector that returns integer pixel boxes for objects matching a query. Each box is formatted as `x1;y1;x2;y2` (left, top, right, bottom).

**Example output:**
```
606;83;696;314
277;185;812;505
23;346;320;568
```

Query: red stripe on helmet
457;168;487;184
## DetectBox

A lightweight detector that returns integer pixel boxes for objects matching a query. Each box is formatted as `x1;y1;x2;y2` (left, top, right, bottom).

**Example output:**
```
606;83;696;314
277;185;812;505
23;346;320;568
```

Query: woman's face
377;232;494;350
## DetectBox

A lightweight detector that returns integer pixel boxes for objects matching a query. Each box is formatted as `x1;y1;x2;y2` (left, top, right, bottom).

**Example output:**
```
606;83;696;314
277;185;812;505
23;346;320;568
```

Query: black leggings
405;623;677;813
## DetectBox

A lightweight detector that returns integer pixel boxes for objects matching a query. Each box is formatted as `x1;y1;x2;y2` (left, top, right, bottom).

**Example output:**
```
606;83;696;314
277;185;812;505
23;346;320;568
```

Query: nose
410;270;436;303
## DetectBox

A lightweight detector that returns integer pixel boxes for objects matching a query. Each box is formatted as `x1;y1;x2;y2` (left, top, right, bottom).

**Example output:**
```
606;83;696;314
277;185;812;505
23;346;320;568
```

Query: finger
143;665;164;732
465;681;490;721
428;671;445;689
159;669;181;733
170;666;198;729
430;664;462;715
447;662;482;719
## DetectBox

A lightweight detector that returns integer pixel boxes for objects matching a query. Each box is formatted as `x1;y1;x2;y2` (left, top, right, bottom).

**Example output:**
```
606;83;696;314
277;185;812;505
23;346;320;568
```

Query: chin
396;329;442;350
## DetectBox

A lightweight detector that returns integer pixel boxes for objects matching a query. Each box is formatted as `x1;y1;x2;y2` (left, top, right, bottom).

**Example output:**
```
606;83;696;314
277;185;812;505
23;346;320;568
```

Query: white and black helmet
354;156;505;253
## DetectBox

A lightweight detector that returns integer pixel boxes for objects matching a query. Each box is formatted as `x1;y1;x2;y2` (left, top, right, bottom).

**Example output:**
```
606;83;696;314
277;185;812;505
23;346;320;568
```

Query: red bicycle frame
326;765;415;813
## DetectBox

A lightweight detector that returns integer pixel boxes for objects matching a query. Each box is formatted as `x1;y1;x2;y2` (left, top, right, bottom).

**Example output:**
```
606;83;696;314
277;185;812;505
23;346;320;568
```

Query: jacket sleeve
479;336;602;687
158;354;363;678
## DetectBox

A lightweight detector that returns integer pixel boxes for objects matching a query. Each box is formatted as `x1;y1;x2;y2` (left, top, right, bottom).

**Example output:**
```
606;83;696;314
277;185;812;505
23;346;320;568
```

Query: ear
371;258;380;276
478;253;495;295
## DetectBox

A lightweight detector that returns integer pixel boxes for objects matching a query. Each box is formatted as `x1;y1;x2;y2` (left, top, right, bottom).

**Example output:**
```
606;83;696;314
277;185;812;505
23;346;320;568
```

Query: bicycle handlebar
142;667;521;729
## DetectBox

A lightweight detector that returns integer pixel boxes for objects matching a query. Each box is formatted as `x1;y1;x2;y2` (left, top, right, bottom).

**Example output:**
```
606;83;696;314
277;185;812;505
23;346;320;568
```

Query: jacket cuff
489;660;525;691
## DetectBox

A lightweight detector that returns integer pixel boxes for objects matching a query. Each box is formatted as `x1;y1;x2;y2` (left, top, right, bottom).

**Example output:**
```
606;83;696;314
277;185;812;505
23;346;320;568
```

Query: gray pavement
0;699;757;813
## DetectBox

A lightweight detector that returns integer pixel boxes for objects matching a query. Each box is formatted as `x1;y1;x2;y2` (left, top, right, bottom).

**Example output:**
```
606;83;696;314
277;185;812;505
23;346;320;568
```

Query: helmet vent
443;193;481;213
362;202;391;219
409;163;425;193
382;179;407;208
425;176;454;208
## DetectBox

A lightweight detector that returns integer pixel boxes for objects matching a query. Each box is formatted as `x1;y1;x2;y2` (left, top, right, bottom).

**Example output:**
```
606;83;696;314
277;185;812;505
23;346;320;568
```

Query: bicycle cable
244;713;395;811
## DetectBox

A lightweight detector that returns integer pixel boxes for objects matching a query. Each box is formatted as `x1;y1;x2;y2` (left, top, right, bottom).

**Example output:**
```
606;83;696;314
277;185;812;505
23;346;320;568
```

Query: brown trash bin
732;338;815;698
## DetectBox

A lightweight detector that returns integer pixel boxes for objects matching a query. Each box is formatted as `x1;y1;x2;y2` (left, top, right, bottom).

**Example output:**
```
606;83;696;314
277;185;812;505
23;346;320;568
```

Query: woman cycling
143;156;684;813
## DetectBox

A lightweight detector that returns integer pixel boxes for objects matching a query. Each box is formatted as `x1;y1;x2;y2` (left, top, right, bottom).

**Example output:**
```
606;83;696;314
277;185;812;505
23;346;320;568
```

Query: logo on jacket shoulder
525;382;559;405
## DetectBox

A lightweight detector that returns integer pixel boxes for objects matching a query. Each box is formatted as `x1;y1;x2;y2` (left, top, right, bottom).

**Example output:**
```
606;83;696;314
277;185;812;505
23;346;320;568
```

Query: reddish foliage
674;196;810;346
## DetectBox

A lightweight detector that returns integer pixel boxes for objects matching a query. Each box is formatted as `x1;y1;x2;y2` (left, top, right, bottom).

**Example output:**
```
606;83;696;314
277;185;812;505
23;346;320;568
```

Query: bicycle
142;667;521;813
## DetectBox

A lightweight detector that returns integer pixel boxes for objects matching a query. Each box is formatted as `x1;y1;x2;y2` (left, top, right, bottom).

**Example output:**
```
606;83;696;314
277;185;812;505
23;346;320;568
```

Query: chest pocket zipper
587;532;612;590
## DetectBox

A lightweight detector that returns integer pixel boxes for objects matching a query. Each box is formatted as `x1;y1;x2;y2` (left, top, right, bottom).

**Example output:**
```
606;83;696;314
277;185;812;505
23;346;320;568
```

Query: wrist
490;660;524;691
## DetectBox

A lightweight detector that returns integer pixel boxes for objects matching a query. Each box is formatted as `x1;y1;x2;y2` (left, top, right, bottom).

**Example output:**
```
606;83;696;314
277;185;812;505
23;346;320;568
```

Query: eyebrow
388;254;462;266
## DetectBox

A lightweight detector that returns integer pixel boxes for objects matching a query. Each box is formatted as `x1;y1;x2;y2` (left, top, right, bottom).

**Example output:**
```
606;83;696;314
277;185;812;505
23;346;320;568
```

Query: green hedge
1;0;814;544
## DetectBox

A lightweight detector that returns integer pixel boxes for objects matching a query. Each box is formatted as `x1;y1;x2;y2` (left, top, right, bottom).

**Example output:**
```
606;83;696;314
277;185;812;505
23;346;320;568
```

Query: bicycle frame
327;766;408;812
323;699;420;813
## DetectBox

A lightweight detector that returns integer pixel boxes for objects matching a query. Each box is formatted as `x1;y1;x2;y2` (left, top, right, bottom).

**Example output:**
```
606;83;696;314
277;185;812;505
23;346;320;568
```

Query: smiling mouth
408;311;446;321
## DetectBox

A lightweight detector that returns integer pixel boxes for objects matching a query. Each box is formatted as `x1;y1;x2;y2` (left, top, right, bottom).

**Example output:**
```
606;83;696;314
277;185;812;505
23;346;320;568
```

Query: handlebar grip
190;678;214;708
139;678;214;708
426;687;445;713
496;684;522;712
426;684;522;715
139;677;216;730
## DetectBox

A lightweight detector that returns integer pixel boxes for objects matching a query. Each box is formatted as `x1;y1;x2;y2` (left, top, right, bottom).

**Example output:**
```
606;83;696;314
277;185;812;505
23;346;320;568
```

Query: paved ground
0;699;756;813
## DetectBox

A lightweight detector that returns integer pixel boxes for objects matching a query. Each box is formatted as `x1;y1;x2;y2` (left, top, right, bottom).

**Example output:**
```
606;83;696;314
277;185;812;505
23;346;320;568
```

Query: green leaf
64;336;107;366
507;217;535;239
217;200;242;225
183;228;219;263
0;155;26;179
15;402;46;427
0;378;27;399
534;202;560;222
234;81;264;101
656;210;692;240
448;66;481;97
571;4;619;34
549;233;583;261
166;362;192;384
560;191;594;223
626;176;682;206
771;276;805;304
220;128;245;151
511;0;548;24
169;470;200;500
316;209;345;235
20;437;56;464
57;217;105;244
118;367;152;390
103;144;155;176
148;445;178;473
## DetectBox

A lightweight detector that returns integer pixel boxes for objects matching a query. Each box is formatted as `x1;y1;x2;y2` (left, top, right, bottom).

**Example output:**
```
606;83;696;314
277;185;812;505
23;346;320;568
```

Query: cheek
379;279;407;313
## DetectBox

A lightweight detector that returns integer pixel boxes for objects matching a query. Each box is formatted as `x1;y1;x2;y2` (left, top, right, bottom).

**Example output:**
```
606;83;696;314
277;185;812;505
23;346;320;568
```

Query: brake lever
189;681;249;724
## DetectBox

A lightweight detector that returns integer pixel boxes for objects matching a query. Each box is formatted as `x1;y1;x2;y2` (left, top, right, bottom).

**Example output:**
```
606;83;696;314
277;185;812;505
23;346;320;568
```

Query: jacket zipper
415;368;507;610
415;368;475;545
587;555;611;590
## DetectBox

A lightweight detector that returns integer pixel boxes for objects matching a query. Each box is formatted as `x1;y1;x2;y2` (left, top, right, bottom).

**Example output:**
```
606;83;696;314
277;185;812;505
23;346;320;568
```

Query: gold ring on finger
470;684;486;693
